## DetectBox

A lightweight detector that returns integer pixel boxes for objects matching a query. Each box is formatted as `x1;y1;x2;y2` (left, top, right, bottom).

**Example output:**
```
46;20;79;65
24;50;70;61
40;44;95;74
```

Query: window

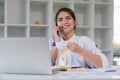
113;55;120;66
113;0;120;48
113;0;120;66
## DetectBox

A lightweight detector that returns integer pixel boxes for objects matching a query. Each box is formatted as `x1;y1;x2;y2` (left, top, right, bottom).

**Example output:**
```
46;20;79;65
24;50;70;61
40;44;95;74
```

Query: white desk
0;71;120;80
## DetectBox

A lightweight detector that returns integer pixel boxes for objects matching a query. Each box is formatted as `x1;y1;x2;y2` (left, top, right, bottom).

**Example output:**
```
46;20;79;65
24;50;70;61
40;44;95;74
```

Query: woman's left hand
67;42;83;53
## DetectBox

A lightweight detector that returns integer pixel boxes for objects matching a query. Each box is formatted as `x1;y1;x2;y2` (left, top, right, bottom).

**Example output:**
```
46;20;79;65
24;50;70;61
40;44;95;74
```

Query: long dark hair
55;8;76;30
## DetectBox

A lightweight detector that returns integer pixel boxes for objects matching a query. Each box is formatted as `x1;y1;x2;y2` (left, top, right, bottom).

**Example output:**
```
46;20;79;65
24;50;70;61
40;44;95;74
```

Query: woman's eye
66;17;71;20
58;19;62;21
57;18;62;22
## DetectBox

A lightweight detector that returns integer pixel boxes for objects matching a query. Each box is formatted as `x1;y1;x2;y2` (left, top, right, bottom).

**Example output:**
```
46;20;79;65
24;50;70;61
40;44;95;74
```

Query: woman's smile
63;25;69;29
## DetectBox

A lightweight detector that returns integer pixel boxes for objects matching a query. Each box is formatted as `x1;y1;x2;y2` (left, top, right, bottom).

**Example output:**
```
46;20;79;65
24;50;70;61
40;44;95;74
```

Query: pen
71;66;82;68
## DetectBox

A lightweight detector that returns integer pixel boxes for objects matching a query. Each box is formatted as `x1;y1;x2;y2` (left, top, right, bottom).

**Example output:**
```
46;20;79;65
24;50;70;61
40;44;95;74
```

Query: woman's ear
75;20;77;26
73;20;77;30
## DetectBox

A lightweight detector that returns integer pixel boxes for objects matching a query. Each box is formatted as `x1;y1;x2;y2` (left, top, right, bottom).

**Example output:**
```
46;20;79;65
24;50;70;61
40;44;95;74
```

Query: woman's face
57;11;76;34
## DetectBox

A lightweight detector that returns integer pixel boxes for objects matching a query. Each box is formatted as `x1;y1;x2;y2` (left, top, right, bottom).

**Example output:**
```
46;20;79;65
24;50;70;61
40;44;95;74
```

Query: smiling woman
50;8;109;69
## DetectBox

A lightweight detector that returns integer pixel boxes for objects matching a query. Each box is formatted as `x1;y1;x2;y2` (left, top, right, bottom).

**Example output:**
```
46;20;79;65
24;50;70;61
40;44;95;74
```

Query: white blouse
52;35;109;68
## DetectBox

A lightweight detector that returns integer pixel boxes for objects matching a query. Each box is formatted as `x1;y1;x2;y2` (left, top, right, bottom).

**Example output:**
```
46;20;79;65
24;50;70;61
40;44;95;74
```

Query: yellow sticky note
58;48;68;66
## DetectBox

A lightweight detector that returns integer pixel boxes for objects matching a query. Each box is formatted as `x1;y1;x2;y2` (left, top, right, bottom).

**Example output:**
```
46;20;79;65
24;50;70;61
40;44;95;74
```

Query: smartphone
56;25;63;37
57;31;60;37
57;30;63;38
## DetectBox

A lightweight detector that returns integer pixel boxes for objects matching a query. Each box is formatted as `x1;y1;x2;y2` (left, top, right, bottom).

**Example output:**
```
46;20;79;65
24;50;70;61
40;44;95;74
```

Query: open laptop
0;38;52;75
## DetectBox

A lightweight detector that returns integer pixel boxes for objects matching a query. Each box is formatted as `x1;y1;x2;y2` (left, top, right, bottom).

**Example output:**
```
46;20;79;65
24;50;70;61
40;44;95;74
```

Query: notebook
0;38;52;75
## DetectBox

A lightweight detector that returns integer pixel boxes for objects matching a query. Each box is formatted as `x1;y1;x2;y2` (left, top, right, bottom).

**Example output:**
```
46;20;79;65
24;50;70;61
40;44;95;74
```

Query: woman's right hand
53;26;61;42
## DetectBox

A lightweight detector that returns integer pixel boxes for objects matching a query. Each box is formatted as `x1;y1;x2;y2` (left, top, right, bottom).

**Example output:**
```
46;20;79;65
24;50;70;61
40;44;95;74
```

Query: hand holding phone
57;25;63;37
53;26;62;42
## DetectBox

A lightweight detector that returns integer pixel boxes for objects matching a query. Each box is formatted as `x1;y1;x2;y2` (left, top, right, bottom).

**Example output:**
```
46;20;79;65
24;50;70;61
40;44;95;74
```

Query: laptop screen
0;38;52;75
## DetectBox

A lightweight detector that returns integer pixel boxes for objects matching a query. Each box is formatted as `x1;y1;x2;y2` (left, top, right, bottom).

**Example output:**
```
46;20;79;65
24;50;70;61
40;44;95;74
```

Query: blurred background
113;0;120;66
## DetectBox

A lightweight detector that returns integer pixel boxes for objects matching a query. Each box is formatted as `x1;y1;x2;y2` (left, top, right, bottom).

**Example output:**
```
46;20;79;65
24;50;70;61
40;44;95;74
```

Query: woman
51;7;109;68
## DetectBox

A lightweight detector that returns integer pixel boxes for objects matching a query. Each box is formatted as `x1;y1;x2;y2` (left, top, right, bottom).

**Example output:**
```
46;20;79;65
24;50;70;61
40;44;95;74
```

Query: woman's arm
67;42;103;68
78;48;103;68
50;46;58;66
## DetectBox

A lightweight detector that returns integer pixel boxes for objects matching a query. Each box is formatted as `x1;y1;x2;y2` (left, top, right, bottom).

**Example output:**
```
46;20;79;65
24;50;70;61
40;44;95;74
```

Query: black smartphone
57;31;60;37
57;30;62;37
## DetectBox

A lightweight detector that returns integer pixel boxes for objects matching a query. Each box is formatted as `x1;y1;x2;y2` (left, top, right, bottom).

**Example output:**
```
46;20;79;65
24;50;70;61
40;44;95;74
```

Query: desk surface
1;67;120;80
0;71;120;80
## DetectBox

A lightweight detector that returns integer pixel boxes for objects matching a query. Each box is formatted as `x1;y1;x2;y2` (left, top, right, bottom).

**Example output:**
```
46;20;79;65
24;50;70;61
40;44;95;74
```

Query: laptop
0;38;52;75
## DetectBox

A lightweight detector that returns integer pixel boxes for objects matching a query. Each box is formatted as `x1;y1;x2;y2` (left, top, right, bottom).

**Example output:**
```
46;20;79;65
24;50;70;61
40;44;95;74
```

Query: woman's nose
62;18;67;24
